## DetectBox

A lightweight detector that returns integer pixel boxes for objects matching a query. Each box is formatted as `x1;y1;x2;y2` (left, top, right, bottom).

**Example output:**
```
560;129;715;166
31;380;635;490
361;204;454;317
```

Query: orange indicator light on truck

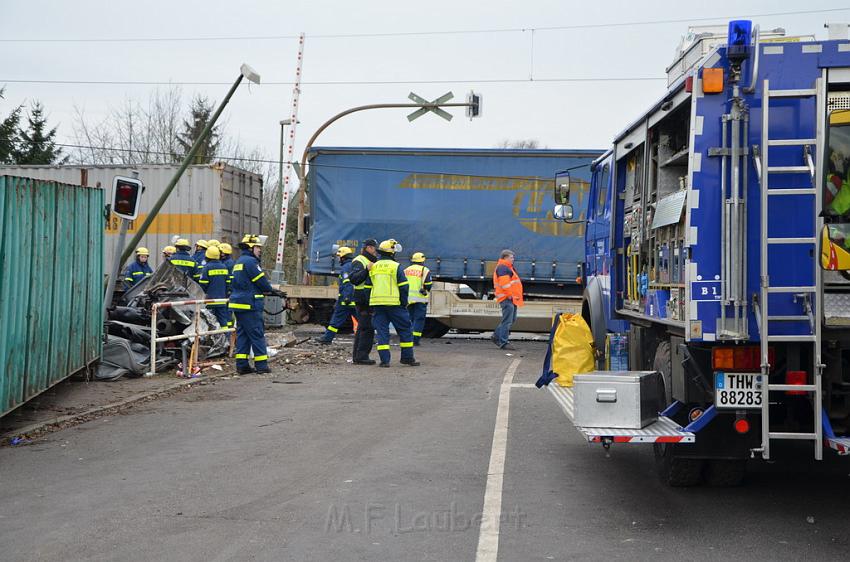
712;346;774;372
702;68;724;94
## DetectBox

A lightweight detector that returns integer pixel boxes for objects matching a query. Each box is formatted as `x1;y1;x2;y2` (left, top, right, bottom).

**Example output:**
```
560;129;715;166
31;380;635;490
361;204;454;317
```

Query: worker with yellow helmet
316;246;359;344
367;239;419;367
170;238;197;277
123;247;153;290
191;239;210;281
199;245;232;328
229;234;279;374
162;245;176;261
404;252;433;345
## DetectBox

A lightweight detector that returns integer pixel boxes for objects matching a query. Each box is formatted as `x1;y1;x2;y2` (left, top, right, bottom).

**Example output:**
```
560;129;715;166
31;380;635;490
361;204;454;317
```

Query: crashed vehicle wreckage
99;261;231;381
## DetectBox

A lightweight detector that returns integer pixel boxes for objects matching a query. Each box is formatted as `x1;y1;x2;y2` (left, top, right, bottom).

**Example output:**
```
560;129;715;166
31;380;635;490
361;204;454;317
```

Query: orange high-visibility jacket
493;258;524;307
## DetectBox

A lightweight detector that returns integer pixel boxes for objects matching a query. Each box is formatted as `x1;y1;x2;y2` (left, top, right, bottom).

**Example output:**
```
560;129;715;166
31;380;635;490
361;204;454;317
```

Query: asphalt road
2;337;849;561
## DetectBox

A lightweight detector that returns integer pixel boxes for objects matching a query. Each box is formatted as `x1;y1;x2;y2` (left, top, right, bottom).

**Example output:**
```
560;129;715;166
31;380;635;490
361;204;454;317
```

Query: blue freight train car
306;147;602;295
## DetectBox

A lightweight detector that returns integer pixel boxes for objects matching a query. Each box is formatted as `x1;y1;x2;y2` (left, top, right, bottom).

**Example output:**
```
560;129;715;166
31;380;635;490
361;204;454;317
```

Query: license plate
714;372;763;409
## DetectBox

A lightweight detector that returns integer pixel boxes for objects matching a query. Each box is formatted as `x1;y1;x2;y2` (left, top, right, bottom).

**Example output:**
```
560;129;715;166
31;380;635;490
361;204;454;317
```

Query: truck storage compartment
573;371;661;429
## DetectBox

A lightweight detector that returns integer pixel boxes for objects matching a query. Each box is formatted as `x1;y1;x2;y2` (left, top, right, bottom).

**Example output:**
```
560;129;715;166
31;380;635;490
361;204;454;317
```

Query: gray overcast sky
3;0;850;169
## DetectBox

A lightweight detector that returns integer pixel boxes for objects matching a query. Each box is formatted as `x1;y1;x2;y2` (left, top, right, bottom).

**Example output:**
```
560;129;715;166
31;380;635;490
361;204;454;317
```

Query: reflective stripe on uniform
171;259;195;267
235;353;249;359
124;277;133;282
328;326;339;333
208;269;229;276
413;331;422;337
254;355;268;361
399;342;414;348
199;280;209;284
377;344;390;350
229;303;251;309
233;263;244;271
132;271;145;276
251;271;265;282
254;294;265;299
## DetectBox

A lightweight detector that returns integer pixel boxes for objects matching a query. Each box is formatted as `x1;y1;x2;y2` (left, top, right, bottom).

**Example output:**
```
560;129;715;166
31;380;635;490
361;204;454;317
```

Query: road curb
2;369;236;443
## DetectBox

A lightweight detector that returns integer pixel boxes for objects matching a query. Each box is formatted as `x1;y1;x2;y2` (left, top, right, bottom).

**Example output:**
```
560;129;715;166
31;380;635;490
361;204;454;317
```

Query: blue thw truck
548;21;850;485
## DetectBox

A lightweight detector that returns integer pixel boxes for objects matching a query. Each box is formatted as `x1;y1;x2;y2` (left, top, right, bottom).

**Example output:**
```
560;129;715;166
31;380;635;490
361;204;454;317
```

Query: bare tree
71;86;186;165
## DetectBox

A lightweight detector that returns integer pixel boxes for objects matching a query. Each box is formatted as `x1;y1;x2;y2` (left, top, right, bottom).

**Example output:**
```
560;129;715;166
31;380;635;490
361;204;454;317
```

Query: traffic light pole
103;217;130;328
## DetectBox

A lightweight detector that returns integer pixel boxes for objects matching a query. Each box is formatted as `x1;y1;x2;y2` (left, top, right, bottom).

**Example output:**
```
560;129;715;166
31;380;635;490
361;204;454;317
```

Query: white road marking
475;358;521;562
510;383;536;389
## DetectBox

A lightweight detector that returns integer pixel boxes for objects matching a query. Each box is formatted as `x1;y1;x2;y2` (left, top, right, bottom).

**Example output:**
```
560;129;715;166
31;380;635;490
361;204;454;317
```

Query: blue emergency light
727;20;752;63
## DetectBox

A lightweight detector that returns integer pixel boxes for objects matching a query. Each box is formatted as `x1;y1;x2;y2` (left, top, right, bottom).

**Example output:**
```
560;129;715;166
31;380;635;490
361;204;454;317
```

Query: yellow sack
552;313;595;387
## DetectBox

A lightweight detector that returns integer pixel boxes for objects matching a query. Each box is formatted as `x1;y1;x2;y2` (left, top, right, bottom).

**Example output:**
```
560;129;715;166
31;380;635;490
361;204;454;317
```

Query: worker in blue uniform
192;239;208;281
229;234;280;374
123;247;153;290
218;242;236;327
171;238;197;278
404;252;432;345
349;238;379;365
316;247;358;344
199;245;232;328
368;239;419;367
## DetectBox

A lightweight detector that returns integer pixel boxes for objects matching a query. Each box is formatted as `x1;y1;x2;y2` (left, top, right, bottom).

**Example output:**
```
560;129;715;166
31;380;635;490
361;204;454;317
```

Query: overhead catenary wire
0;7;847;43
50;142;593;178
1;76;666;86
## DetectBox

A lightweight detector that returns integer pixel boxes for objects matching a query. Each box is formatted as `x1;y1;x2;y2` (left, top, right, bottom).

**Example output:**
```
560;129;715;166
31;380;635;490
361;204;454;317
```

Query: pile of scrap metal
98;262;230;381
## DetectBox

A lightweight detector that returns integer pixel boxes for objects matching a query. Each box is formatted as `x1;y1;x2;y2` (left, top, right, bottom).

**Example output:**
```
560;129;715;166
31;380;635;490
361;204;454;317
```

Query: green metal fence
0;175;103;417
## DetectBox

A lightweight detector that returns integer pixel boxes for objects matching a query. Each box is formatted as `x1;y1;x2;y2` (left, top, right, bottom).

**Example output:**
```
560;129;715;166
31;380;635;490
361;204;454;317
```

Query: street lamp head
280;119;301;126
240;63;261;84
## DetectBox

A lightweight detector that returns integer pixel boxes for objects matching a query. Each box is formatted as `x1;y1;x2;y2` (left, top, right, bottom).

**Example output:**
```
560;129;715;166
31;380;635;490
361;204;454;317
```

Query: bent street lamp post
117;64;261;266
292;92;478;281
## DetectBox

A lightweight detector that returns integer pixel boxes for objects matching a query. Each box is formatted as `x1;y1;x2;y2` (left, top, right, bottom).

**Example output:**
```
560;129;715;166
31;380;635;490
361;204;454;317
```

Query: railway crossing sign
407;91;454;122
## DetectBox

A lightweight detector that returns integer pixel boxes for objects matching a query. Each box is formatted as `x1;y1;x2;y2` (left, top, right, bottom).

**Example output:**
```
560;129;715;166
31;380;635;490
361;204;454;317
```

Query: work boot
400;358;420;367
314;337;332;345
379;363;390;368
255;366;272;374
354;359;376;365
500;343;516;351
236;366;256;375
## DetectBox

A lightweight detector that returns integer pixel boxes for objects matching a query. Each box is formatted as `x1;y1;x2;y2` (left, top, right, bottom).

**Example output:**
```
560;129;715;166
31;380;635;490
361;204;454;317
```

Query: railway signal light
112;176;144;220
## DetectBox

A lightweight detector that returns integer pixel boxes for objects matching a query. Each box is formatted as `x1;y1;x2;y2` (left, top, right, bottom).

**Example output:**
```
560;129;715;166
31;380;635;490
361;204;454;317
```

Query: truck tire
653;340;704;486
422;318;451;338
704;459;746;487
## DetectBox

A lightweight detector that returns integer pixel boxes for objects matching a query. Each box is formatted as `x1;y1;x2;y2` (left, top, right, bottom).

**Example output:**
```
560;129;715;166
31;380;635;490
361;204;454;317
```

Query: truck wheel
704;459;746;487
654;444;705;487
653;340;704;486
422;319;451;338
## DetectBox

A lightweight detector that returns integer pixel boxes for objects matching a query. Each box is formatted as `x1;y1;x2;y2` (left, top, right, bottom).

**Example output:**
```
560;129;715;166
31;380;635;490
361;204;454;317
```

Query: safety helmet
163;245;176;255
205;246;221;260
219;243;232;255
336;247;353;258
207;239;220;247
240;234;267;248
135;247;150;256
175;238;191;249
411;252;426;263
195;239;209;249
378;239;402;255
362;238;378;248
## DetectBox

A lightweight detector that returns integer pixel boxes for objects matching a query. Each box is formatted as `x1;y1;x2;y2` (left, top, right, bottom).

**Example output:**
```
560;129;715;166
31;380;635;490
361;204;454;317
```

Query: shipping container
305;147;602;294
0;163;263;271
0;175;103;417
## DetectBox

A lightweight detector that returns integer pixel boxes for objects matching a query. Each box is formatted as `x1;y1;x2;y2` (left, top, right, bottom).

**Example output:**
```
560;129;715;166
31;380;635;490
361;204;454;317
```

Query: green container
0;175;103;417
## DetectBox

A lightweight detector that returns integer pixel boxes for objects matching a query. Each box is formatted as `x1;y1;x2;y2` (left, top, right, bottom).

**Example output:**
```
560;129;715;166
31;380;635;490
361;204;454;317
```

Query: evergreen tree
16;101;66;164
0;87;22;165
177;95;220;164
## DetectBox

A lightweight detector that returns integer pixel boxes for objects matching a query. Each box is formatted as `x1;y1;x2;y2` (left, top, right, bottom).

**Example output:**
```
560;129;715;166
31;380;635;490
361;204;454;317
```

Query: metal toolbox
572;371;662;429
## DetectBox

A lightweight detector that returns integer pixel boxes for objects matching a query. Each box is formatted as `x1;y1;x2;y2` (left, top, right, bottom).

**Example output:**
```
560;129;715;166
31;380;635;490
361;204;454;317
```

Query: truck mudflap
547;384;695;444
